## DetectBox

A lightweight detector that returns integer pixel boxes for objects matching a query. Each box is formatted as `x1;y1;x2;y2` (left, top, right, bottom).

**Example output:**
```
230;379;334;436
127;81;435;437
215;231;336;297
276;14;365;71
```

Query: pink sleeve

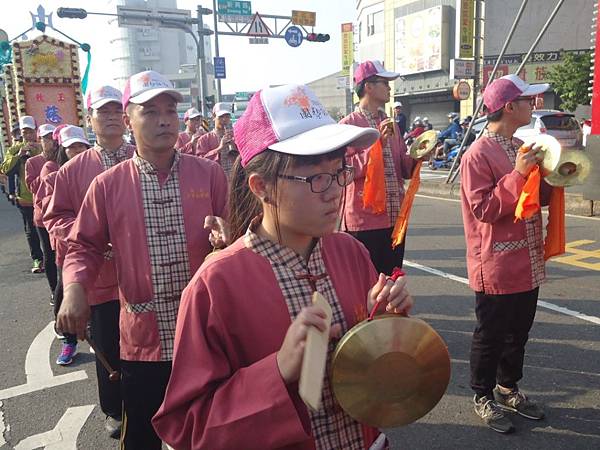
153;276;308;450
210;163;228;219
24;159;40;194
44;169;77;240
62;177;109;293
461;151;526;224
40;174;56;228
195;134;219;158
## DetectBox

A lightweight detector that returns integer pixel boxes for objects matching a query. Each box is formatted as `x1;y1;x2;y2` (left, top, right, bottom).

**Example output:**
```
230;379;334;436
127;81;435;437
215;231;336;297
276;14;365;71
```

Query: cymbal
544;148;592;187
409;130;438;159
331;315;450;428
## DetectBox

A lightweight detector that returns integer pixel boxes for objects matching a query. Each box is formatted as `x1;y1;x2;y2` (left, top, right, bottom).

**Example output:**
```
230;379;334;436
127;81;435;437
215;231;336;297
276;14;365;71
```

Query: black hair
486;109;504;122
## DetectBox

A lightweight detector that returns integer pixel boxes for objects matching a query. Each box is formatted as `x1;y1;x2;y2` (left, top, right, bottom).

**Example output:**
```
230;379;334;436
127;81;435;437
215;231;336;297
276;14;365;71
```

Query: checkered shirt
95;142;135;171
132;151;191;361
214;129;239;180
356;107;402;225
244;224;364;450
484;130;545;287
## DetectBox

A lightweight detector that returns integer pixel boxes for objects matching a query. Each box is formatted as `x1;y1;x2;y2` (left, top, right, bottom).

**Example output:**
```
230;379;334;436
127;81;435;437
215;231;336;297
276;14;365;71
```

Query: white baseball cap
393;101;403;108
213;102;233;117
38;124;56;137
122;70;183;109
234;84;379;167
184;107;202;121
483;74;549;113
87;85;123;110
60;125;90;148
19;115;36;130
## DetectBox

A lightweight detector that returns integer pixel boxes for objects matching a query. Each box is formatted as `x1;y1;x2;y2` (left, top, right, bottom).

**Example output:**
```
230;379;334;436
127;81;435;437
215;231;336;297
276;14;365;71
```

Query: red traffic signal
306;33;330;43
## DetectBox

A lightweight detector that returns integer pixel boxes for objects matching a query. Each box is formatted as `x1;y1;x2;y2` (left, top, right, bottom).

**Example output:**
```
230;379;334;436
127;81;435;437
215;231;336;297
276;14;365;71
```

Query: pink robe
62;154;228;361
340;112;415;231
183;130;220;157
25;154;51;227
460;136;552;294
152;232;381;450
37;161;59;250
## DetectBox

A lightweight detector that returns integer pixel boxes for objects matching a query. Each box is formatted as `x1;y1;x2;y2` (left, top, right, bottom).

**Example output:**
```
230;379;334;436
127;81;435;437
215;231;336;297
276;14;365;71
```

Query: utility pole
212;0;222;102
197;5;209;115
473;0;483;116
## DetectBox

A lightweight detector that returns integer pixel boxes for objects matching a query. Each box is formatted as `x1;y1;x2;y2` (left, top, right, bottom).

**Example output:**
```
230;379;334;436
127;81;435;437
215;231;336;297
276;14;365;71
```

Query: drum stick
85;334;119;382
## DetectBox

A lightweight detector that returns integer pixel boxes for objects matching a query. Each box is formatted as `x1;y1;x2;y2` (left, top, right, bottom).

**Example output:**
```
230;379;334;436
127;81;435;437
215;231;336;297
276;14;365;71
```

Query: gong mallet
85;333;120;382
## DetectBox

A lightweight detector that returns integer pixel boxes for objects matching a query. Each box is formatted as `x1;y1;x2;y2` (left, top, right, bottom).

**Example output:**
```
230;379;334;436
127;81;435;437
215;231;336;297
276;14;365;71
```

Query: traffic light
57;8;88;19
306;33;330;43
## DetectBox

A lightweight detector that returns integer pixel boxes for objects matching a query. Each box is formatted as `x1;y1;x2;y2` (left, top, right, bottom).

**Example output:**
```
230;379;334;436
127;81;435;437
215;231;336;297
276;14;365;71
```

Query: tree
548;51;592;112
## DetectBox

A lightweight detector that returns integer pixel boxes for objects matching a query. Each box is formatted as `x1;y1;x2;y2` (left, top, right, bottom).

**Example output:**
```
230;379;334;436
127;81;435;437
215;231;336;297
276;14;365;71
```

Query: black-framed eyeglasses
366;78;390;87
278;165;355;193
513;96;536;107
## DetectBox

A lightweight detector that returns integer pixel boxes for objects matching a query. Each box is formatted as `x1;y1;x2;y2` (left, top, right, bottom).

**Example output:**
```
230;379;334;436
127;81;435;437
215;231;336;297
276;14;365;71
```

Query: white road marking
0;322;87;400
0;401;8;446
13;404;94;450
403;259;600;326
415;194;600;221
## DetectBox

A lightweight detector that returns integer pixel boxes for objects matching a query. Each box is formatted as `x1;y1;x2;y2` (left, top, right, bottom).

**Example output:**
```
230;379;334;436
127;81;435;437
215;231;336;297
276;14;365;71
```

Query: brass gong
331;315;451;428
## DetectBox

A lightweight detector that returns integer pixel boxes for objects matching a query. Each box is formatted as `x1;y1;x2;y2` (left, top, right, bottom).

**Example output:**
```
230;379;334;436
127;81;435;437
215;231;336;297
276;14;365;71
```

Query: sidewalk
418;168;598;217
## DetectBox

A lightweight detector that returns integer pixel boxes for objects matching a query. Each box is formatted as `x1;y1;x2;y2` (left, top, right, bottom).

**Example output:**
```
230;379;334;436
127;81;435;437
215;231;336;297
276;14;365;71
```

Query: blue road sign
214;57;226;79
284;26;303;48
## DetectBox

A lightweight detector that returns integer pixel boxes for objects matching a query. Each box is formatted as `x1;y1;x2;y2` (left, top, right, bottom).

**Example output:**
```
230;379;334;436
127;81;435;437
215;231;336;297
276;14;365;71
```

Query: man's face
186;116;201;133
88;102;125;139
364;77;391;104
22;128;37;143
506;96;535;128
394;107;402;115
124;94;179;152
214;113;231;130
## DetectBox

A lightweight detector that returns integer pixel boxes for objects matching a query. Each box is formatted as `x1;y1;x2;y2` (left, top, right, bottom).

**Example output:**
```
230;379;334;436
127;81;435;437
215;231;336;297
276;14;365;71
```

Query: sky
2;0;355;94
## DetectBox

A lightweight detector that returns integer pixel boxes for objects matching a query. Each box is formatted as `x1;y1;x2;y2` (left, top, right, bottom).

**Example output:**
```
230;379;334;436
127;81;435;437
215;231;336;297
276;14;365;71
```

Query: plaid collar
133;150;180;176
95;141;130;158
243;216;324;276
355;106;386;123
483;129;518;152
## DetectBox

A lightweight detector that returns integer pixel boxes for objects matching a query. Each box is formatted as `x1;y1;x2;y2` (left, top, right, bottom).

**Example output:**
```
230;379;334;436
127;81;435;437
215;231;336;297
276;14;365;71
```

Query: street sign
218;0;251;16
452;80;472;100
292;10;316;27
247;13;272;36
449;59;475;79
116;5;192;29
284;26;303;48
249;37;269;44
214;57;226;79
218;0;252;23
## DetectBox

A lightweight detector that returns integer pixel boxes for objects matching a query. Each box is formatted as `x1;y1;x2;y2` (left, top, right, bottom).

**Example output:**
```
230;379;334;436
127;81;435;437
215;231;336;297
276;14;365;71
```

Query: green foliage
548;52;592;111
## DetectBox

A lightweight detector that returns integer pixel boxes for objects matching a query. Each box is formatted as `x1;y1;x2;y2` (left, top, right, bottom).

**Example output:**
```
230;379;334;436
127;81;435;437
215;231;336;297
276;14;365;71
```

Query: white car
472;110;583;149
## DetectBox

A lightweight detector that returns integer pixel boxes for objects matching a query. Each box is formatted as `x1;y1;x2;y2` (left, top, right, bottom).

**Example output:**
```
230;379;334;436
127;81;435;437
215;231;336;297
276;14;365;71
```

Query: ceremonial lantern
409;129;438;159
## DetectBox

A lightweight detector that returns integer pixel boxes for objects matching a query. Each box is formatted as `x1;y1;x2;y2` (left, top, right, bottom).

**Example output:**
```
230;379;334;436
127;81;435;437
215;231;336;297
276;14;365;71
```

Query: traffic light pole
212;0;222;102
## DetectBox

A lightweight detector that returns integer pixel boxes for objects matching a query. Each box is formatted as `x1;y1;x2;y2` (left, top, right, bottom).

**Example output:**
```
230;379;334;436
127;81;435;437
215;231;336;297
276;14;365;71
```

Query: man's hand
56;283;90;340
515;143;542;177
204;215;230;249
379;118;395;145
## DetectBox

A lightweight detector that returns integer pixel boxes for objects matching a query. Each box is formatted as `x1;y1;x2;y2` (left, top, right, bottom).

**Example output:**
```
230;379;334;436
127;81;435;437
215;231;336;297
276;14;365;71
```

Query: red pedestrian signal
306;33;330;43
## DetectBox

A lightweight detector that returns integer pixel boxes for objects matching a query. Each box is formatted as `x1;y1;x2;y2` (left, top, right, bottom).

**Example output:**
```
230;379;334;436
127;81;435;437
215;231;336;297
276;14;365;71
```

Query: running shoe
56;342;77;365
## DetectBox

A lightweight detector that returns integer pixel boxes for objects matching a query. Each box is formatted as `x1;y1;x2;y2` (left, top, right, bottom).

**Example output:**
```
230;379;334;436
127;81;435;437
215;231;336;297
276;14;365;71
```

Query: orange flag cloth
515;165;541;221
362;139;387;215
544;187;565;260
391;160;423;248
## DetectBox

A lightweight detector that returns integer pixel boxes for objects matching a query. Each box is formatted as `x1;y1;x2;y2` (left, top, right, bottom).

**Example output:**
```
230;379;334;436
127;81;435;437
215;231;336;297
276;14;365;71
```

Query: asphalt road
0;193;598;449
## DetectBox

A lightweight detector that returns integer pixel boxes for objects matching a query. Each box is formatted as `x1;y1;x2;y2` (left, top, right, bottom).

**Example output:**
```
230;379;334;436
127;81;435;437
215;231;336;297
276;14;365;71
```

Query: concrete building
356;0;385;63
307;71;353;120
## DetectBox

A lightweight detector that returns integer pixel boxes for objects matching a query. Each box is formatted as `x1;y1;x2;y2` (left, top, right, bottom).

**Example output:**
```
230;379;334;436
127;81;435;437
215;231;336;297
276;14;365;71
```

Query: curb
418;180;597;217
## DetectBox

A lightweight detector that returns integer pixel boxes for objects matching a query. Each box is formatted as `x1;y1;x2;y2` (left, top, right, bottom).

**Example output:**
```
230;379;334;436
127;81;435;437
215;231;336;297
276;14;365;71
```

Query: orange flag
391;160;423;248
515;165;541;221
544;187;565;260
362;139;387;215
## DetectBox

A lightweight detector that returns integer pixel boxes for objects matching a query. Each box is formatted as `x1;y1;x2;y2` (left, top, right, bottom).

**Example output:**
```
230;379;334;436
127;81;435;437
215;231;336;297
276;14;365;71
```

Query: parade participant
153;83;414;450
25;123;58;298
56;70;228;450
393;101;407;135
5;124;22;205
460;74;550;433
340;60;417;274
45;86;133;437
1;115;44;273
175;107;204;151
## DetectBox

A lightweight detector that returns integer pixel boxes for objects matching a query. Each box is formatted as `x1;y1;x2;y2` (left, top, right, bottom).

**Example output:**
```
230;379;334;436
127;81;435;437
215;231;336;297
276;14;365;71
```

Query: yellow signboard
341;23;354;76
459;0;475;59
292;10;316;27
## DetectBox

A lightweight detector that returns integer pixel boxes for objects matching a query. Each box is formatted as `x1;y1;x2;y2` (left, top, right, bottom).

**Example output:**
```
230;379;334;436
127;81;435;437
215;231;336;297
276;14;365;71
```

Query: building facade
307;71;353;120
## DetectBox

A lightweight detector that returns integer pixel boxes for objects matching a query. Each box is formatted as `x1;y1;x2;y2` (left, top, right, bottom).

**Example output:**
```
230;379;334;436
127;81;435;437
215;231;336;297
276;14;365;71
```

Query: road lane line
0;322;88;400
403;259;600;326
415;194;600;221
13;404;94;450
0;401;7;446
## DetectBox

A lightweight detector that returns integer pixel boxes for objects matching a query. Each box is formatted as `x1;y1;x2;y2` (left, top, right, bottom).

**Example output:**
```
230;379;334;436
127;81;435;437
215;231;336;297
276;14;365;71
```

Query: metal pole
212;0;222;102
472;0;482;116
197;6;209;116
516;0;566;74
446;0;529;183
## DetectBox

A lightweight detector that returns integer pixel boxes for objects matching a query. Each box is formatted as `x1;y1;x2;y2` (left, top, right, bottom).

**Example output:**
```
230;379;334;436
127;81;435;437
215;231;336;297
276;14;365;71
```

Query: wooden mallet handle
85;334;119;382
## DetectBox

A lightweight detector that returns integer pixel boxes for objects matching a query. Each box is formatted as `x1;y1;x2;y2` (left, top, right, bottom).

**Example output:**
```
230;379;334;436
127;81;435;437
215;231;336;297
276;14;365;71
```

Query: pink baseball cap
483;74;549;114
60;125;90;148
353;60;400;86
87;85;123;110
183;107;202;121
233;84;379;167
38;124;56;138
52;124;69;144
122;70;183;109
